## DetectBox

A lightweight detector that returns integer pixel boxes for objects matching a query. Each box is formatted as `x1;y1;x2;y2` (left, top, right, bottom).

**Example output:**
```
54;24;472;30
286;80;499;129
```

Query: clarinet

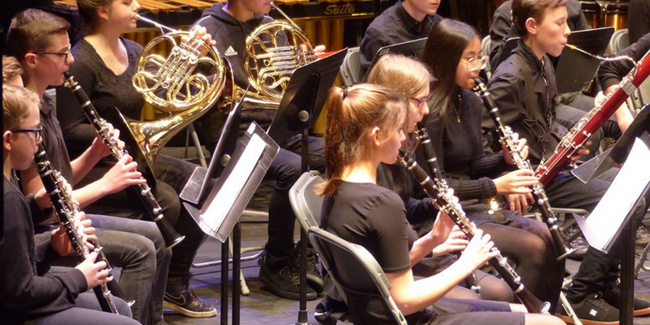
34;144;121;314
535;49;650;185
397;149;550;314
63;72;185;248
413;124;480;294
472;79;575;260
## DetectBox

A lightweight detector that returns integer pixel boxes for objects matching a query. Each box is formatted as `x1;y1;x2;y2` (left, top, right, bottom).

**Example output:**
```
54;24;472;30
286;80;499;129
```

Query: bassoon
63;72;185;248
34;144;123;314
398;149;550;314
472;78;575;260
535;48;650;185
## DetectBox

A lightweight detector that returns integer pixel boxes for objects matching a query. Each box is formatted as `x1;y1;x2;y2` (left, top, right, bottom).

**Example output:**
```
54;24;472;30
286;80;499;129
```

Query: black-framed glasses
11;126;42;142
410;96;427;108
34;45;71;60
461;55;488;71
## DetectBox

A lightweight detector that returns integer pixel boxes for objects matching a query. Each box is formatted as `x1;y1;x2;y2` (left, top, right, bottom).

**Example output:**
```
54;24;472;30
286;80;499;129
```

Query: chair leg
635;241;650;278
187;123;208;168
559;291;583;325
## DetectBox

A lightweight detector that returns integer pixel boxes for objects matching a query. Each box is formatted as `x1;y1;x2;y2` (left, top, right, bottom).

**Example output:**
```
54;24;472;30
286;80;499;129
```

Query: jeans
88;214;171;325
23;292;139;325
264;135;325;262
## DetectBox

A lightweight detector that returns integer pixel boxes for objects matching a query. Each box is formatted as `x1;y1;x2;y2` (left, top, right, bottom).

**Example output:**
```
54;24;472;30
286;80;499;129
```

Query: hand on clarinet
100;154;147;194
494;169;538;195
501;132;529;164
431;225;469;257
76;252;110;289
457;228;497;271
504;193;534;215
91;123;124;158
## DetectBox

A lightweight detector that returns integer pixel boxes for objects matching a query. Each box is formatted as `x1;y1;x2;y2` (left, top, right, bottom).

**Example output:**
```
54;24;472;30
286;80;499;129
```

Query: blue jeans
23;292;138;325
264;135;325;262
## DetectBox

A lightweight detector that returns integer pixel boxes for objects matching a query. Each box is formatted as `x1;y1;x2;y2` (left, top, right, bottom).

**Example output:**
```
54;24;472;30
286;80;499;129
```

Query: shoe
164;276;217;318
556;294;619;325
603;284;650;316
293;244;324;293
636;227;650;247
260;255;318;300
315;296;349;325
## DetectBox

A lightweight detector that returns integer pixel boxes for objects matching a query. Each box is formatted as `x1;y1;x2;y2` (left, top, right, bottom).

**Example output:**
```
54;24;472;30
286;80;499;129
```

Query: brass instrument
232;2;316;109
130;14;228;168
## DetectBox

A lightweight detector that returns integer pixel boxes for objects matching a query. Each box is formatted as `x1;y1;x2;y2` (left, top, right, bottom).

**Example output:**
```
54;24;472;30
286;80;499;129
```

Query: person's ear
370;127;381;146
525;17;537;35
3;131;13;152
97;4;110;21
23;53;37;69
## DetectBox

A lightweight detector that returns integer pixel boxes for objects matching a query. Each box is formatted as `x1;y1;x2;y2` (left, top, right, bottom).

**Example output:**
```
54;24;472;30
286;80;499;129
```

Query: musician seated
193;0;327;301
7;9;173;325
318;83;564;325
2;84;139;325
487;0;650;323
359;0;443;73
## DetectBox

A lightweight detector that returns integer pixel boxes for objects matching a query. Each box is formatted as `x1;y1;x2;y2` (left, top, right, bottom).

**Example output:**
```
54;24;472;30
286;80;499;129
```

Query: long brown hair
422;19;479;119
319;84;407;196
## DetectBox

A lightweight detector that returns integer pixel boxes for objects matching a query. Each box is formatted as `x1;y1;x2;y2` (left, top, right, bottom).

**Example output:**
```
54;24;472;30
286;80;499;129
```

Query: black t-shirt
321;181;428;323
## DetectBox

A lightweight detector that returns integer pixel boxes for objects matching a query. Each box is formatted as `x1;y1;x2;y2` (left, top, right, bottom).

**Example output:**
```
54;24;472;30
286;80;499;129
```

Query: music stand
572;103;650;183
493;27;614;92
361;38;427;81
267;48;347;325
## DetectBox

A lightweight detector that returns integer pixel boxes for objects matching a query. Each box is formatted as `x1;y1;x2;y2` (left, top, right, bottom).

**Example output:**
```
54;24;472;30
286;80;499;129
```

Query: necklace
453;93;462;123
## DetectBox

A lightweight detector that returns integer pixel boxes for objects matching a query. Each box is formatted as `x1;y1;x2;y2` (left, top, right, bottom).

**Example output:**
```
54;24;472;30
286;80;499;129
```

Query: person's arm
489;1;513;62
0;191;88;314
568;0;591;30
386;227;496;315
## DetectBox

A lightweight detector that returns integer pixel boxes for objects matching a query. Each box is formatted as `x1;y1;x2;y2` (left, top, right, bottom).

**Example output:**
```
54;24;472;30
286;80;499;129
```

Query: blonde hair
3;85;40;132
319;84;407;196
2;56;23;84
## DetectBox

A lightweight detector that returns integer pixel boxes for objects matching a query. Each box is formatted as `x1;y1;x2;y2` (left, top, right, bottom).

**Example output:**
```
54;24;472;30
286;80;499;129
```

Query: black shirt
599;32;650;91
321;181;433;324
1;177;88;324
629;0;650;44
56;38;144;160
487;41;568;165
489;0;590;70
359;0;442;71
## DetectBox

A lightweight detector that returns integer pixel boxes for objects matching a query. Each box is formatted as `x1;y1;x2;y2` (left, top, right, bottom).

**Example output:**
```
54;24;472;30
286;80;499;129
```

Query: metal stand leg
635;241;650;278
560;291;583;325
187;123;208;168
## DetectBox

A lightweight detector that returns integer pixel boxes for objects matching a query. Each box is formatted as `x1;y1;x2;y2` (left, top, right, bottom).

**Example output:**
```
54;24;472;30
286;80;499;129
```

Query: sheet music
576;138;650;253
201;134;266;231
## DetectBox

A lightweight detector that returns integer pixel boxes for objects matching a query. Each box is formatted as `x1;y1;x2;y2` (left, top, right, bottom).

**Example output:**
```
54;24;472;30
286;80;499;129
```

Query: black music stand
361;37;427;81
573;135;650;325
267;48;348;325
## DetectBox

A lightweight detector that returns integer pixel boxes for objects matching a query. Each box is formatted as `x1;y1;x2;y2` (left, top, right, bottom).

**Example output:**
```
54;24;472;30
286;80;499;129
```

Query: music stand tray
362;38;427;81
267;48;348;145
183;122;279;242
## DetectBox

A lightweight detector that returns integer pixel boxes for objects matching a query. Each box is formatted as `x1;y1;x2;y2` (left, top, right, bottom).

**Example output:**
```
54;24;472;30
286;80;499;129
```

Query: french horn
129;14;228;169
230;2;317;109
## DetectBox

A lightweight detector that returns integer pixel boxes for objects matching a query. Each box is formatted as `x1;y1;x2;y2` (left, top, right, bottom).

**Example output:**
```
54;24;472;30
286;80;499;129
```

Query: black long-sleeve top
419;88;512;201
599;32;650;91
489;0;590;70
1;177;88;324
487;41;569;165
629;0;650;44
55;38;144;160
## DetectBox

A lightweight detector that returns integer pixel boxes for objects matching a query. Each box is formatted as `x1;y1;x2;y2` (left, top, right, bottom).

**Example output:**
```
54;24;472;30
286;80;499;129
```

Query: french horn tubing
130;14;228;169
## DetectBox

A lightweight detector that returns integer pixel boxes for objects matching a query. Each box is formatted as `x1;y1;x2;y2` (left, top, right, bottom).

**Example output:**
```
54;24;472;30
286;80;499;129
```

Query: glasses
34;45;71;61
410;96;428;108
461;55;488;71
11;126;42;142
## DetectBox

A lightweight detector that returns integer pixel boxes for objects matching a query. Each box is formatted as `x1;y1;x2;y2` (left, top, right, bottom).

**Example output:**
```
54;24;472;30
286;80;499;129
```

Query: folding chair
339;47;363;87
481;36;492;79
308;227;408;325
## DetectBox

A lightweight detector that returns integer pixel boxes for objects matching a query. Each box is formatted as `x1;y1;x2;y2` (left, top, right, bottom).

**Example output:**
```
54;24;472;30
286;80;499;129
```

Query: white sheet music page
202;134;266;231
576;138;650;253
